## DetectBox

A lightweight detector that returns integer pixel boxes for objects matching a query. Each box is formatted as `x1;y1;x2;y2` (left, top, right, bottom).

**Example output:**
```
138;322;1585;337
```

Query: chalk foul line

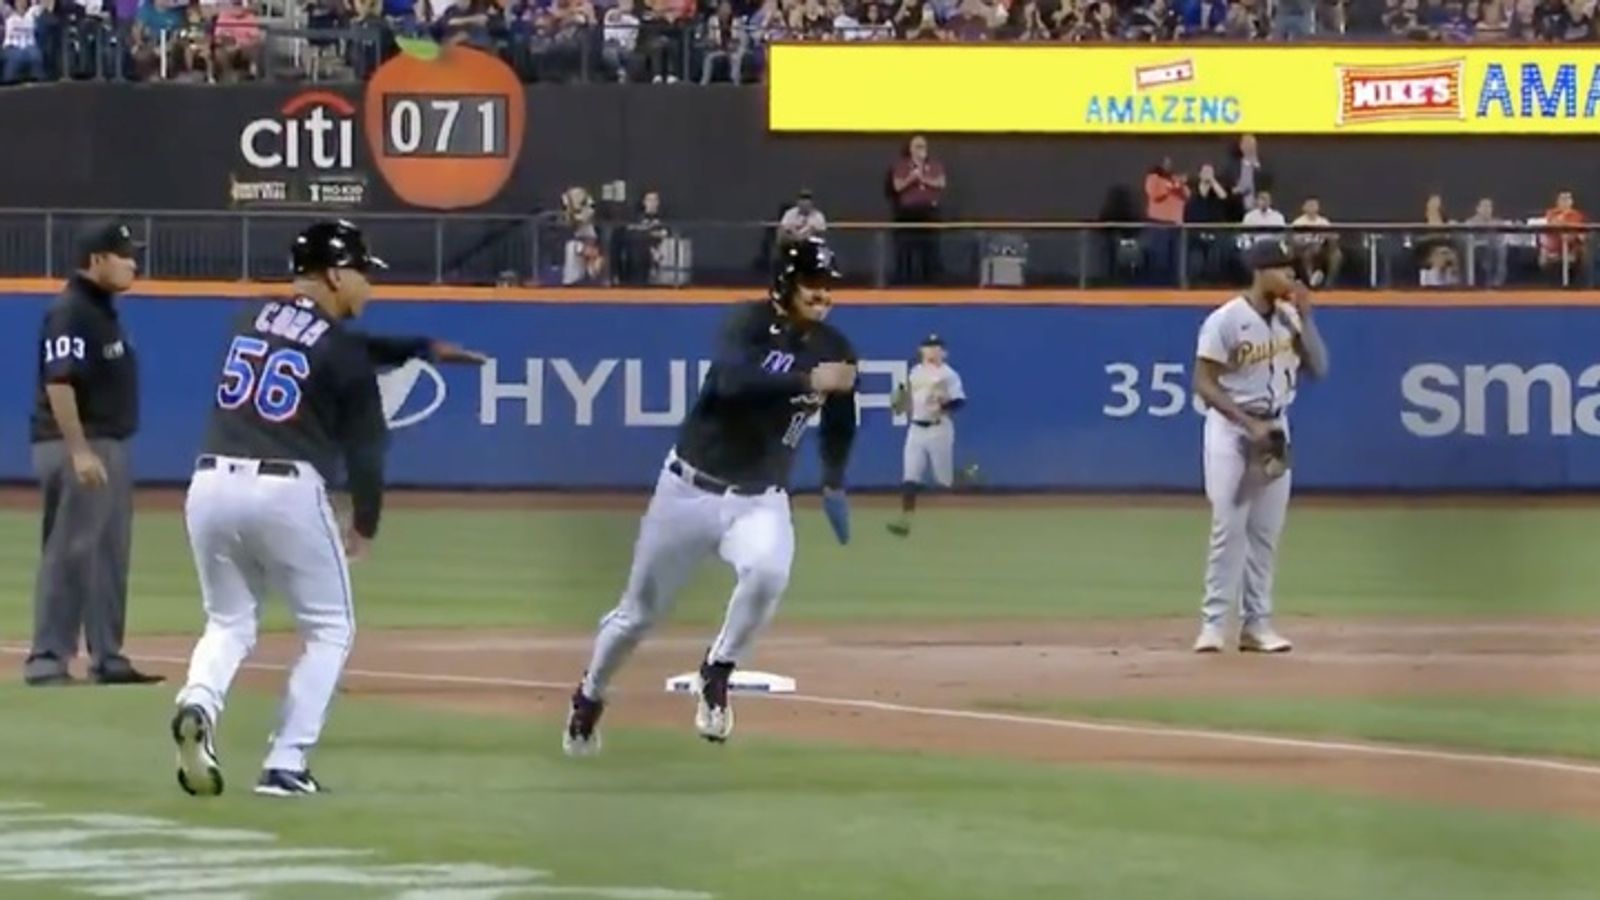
13;646;1599;782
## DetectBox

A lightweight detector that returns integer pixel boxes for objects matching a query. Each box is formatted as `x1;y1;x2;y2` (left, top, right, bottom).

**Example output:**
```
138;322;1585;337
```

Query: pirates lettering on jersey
1195;296;1303;415
1230;336;1297;369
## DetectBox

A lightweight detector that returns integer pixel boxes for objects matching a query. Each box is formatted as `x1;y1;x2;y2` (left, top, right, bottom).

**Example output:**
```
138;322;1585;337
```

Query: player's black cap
76;219;142;264
771;236;840;303
920;333;945;348
1244;239;1295;271
290;219;388;276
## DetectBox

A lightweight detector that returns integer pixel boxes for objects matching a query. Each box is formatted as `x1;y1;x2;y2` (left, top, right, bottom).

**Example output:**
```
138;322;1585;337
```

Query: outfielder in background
1190;241;1329;655
887;333;967;538
563;236;858;757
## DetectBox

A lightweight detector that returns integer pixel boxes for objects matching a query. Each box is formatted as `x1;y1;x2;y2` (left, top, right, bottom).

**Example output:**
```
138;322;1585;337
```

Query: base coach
24;220;164;687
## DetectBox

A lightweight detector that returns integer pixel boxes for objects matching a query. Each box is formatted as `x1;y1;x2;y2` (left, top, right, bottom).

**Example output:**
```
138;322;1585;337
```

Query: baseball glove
890;383;910;416
1251;428;1292;480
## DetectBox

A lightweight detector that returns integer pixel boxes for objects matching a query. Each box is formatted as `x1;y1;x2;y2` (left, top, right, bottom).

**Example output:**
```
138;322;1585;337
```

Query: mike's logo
1337;59;1465;125
1134;59;1195;92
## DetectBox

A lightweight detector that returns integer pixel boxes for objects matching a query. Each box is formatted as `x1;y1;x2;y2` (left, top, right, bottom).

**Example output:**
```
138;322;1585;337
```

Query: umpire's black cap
76;220;142;264
290;219;388;276
1244;239;1296;271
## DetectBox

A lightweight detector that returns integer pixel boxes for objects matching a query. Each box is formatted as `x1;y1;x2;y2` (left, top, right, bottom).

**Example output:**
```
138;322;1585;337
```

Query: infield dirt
14;485;1599;822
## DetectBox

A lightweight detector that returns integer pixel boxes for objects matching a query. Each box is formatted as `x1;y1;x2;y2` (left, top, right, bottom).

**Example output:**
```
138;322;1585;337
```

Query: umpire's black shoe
23;653;75;686
91;666;167;686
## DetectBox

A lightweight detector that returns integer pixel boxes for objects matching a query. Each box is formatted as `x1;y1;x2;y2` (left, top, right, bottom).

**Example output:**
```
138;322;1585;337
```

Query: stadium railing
0;209;1593;291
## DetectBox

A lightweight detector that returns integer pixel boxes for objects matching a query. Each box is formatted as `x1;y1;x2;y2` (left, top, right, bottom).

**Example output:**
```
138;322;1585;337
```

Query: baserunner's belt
667;459;773;496
196;455;300;478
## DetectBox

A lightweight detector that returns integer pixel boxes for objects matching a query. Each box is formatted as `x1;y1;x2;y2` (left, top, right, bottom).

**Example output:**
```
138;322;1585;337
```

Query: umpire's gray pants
26;439;134;678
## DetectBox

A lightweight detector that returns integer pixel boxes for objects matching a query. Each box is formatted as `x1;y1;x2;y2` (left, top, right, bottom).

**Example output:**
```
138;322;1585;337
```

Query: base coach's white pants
175;455;355;773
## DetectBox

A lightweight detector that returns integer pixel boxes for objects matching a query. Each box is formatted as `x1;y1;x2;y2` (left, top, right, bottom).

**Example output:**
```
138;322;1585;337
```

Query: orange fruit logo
363;39;526;210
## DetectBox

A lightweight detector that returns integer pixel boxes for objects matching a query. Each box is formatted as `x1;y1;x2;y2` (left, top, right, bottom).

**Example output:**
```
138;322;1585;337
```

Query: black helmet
290;219;387;276
770;236;840;305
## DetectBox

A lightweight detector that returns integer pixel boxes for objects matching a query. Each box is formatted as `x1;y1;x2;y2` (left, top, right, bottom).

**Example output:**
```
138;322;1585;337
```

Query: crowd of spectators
3;0;1600;86
544;132;1591;290
1120;134;1591;289
2;0;1594;288
2;0;264;83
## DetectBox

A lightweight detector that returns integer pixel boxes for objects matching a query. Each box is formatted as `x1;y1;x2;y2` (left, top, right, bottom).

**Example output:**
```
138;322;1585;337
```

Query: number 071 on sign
362;41;527;210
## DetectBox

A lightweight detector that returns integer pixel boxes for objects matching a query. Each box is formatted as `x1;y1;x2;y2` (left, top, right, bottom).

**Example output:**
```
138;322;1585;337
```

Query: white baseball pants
1200;411;1292;629
902;420;955;486
581;455;794;699
175;456;355;773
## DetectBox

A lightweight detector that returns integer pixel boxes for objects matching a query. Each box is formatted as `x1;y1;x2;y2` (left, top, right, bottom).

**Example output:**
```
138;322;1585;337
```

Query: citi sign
376;356;910;428
240;91;357;170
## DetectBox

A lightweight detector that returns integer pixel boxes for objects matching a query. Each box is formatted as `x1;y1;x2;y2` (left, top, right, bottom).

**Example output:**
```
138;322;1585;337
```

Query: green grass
2;503;1598;637
989;695;1600;761
0;501;1596;897
2;685;1599;900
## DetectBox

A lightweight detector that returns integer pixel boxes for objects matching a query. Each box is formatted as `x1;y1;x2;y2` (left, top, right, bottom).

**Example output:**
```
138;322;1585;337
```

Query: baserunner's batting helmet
770;236;840;305
290;220;388;275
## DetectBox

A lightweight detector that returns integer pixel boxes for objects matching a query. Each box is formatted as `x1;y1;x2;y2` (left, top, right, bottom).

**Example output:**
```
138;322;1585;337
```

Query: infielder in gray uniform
1190;241;1328;654
26;221;164;686
888;334;966;537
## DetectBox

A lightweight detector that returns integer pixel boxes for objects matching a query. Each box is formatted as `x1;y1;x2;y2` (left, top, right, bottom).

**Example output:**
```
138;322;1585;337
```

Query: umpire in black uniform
24;220;164;687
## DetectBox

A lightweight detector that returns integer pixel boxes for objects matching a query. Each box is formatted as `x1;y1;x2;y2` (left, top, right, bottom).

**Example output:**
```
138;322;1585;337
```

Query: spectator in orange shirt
1541;189;1588;285
1144;156;1190;284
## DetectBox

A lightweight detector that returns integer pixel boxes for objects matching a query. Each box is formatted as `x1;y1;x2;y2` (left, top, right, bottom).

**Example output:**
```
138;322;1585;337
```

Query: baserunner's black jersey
675;300;858;490
200;296;396;537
